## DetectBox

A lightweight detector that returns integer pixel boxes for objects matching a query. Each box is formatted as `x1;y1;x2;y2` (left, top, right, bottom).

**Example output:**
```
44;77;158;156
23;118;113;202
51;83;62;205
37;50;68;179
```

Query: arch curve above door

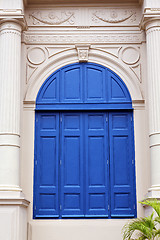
36;63;132;110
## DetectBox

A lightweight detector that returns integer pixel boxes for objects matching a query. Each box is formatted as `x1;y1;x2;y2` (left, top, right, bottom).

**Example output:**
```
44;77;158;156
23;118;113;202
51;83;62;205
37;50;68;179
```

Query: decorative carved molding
144;8;160;14
26;7;141;27
0;22;22;37
22;32;145;44
118;46;142;82
27;47;47;65
76;45;90;62
92;10;136;24
141;5;160;30
24;47;144;102
0;31;21;37
28;10;76;26
147;28;160;35
26;47;48;83
120;46;140;65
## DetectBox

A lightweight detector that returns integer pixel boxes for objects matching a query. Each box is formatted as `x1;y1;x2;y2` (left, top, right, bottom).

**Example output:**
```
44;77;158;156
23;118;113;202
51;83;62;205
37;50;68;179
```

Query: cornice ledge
0;189;30;207
0;198;30;207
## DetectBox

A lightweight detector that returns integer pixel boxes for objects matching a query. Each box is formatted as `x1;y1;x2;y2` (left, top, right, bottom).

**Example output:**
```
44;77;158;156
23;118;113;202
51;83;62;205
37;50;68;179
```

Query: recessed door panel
85;112;109;217
84;65;106;102
61;112;84;217
34;112;59;218
61;66;82;102
109;112;136;217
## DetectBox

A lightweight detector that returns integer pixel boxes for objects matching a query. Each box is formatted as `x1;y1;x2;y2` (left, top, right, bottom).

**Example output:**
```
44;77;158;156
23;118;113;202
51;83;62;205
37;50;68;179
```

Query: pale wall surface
20;3;150;240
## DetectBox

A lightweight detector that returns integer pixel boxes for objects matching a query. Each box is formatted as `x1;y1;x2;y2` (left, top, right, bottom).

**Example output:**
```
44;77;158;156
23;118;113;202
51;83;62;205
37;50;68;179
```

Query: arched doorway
34;63;136;219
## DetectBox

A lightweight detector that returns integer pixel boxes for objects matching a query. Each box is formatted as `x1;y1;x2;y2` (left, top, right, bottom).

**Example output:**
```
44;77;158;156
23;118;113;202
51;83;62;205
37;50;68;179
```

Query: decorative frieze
25;7;141;27
91;9;137;25
22;31;145;44
28;10;77;26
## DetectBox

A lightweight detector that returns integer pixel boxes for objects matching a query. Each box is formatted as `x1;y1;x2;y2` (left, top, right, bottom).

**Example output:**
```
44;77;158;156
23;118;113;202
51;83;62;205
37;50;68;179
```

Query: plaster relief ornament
76;45;90;62
27;47;46;65
120;47;140;65
29;11;75;25
92;9;136;24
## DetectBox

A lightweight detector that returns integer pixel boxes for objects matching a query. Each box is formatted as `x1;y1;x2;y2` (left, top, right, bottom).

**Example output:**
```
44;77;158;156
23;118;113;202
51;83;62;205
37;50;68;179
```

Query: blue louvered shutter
109;111;136;218
60;112;84;217
85;112;109;217
34;112;59;218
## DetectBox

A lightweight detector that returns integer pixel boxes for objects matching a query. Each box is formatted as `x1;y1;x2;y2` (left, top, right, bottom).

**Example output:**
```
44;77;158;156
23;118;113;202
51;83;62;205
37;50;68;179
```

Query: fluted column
0;21;22;191
145;19;160;195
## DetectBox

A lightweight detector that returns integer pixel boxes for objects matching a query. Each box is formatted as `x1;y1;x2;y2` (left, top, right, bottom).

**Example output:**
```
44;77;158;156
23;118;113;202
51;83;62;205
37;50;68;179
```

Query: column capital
141;0;160;30
0;1;27;31
0;21;23;34
0;16;27;31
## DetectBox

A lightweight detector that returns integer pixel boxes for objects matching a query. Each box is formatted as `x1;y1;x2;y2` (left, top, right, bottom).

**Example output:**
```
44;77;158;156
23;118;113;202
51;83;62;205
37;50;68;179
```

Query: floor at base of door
29;219;127;240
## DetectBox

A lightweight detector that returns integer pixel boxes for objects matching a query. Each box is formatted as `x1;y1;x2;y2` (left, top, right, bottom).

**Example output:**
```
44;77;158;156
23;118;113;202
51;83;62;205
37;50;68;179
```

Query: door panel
61;65;83;103
34;112;59;218
85;112;109;217
109;112;135;217
84;65;106;102
61;112;84;217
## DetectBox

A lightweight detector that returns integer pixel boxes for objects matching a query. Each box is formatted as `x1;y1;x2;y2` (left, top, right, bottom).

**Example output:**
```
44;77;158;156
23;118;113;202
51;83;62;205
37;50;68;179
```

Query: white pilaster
0;21;22;191
0;1;29;239
145;20;160;196
141;0;160;201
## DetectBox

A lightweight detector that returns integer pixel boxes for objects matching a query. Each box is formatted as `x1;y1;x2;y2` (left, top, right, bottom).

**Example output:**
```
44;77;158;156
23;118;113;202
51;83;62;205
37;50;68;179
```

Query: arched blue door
34;63;136;219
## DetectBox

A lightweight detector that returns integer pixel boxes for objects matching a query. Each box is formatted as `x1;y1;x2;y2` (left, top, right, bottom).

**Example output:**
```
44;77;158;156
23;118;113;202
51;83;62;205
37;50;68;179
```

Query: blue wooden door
34;110;135;218
34;62;136;219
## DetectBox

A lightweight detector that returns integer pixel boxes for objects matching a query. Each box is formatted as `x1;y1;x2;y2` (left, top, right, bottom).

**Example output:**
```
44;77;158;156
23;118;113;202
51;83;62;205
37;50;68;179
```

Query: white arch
24;48;143;102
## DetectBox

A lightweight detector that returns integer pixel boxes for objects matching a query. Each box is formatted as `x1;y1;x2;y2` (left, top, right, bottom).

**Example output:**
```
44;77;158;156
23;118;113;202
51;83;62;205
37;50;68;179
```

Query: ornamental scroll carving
26;7;140;27
29;11;75;25
91;9;136;24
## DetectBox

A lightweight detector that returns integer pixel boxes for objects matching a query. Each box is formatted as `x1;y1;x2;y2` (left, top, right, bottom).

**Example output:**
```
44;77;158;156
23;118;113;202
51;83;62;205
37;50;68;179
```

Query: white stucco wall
20;4;150;240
